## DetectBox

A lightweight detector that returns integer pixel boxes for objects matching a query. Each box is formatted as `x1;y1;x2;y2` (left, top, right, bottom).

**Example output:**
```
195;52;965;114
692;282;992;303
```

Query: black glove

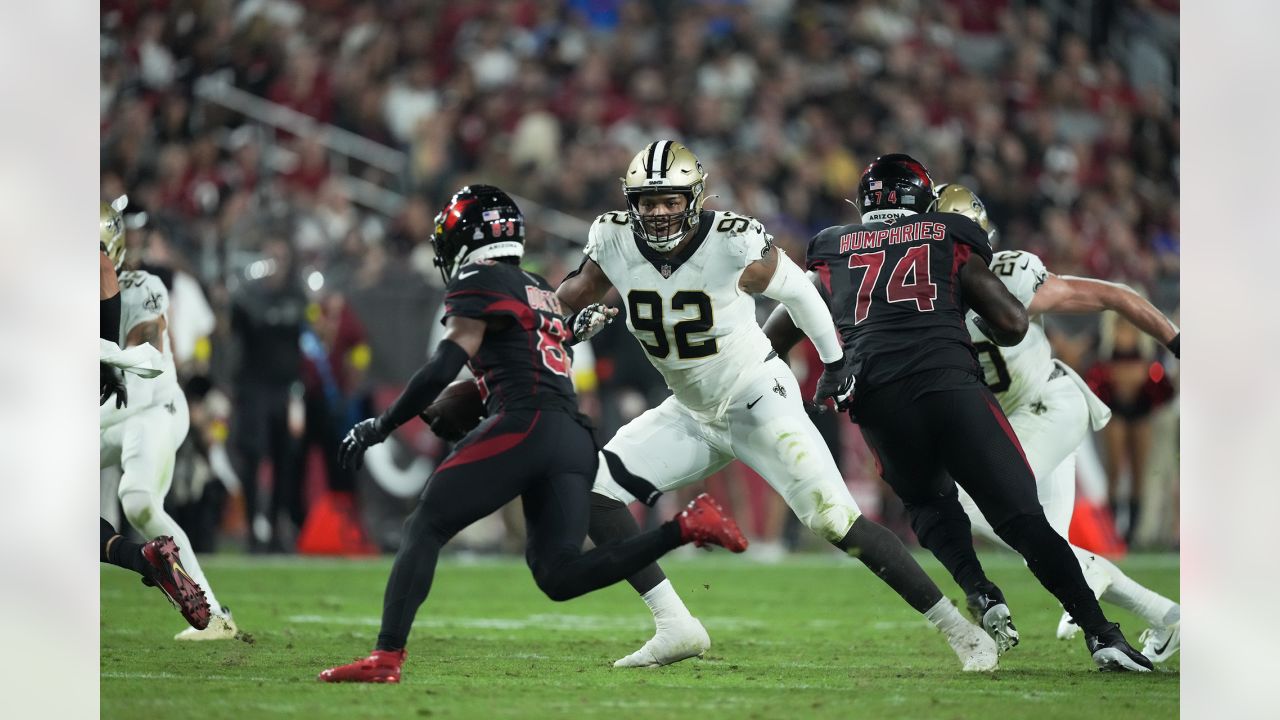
1166;333;1179;359
418;409;468;443
100;362;127;409
339;417;389;470
813;356;856;411
565;303;615;346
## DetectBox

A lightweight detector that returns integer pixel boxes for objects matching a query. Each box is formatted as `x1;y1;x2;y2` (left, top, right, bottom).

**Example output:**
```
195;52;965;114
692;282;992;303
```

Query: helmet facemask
621;141;709;253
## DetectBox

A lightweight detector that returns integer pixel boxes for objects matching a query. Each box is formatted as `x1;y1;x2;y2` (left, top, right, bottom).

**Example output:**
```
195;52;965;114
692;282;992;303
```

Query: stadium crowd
99;0;1180;554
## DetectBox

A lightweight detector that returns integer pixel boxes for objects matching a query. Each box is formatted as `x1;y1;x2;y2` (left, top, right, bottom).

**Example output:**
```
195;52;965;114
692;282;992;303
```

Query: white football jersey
116;269;180;403
965;250;1052;415
585;209;775;419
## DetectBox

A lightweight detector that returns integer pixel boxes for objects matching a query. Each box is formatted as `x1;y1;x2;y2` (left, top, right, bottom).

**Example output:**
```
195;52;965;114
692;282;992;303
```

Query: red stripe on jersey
982;393;1033;475
445;290;537;329
950;242;971;306
436;411;539;473
812;261;833;297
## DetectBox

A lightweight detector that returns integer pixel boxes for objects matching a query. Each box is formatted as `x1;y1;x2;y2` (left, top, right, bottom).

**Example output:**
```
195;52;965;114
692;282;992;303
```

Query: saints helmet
622;140;709;252
100;195;129;270
431;184;525;285
932;183;999;247
856;153;936;223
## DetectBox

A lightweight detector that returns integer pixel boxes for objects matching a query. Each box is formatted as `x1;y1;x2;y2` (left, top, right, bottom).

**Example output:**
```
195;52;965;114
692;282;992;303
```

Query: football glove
565;303;616;345
339;417;389;470
100;362;128;409
813;356;855;411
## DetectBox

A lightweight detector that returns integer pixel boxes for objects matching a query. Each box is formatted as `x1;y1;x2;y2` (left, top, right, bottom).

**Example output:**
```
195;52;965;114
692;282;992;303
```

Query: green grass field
101;551;1179;719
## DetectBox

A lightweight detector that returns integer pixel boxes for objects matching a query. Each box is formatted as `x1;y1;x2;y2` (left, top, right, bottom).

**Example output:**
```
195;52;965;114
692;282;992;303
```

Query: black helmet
431;184;525;284
856;153;937;222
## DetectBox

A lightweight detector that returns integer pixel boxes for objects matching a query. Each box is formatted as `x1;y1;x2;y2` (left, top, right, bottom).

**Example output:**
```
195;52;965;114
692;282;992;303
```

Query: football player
100;197;237;640
936;183;1180;662
99;197;210;631
764;154;1152;671
319;185;748;684
556;141;998;672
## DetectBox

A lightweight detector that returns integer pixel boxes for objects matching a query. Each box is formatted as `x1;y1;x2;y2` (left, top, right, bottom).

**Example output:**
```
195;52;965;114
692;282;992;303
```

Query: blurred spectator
229;238;307;552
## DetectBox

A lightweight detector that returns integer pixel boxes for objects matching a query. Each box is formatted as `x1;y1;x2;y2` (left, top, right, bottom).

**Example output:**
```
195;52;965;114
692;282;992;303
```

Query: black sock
101;517;150;576
906;496;1002;602
837;516;944;613
587;493;669;594
995;512;1110;635
377;506;446;652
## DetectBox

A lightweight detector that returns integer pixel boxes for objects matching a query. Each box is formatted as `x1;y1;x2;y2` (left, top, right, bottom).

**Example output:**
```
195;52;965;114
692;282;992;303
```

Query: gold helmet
621;140;709;252
100;194;129;270
932;183;998;247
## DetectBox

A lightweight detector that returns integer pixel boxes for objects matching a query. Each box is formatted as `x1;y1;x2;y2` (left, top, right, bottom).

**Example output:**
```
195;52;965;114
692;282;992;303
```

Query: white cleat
1056;611;1080;640
979;604;1020;655
175;609;238;641
1139;622;1180;664
613;616;711;668
948;622;999;672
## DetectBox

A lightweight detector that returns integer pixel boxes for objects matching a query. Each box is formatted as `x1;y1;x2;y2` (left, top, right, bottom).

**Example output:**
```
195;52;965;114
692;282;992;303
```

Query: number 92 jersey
964;250;1052;415
582;209;775;419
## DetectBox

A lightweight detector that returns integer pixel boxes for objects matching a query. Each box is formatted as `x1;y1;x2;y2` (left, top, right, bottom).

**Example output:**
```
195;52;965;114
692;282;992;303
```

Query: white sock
642;580;692;630
924;598;970;637
1098;562;1178;628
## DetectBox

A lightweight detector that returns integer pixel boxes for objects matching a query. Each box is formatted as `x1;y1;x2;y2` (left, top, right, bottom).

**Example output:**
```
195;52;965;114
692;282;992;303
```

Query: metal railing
192;73;591;245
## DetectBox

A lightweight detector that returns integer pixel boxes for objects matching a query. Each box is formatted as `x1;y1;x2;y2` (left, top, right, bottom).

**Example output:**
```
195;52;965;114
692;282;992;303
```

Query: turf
101;551;1179;719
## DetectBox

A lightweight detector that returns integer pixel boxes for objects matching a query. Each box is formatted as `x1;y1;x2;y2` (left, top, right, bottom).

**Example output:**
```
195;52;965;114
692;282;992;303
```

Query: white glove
566;303;617;345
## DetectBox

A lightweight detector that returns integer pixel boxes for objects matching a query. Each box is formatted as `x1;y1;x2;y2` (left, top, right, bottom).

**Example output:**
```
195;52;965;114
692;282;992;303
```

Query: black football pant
376;409;683;651
854;370;1111;635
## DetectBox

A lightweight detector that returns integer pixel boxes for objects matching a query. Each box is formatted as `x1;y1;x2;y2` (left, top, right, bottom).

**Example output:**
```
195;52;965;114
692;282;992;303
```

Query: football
420;379;485;440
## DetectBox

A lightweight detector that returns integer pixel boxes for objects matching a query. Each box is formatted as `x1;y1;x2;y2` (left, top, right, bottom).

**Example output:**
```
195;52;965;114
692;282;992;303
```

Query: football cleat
1138;622;1180;664
676;494;748;553
318;649;407;683
175;608;238;641
947;621;999;672
140;536;210;631
1057;611;1080;640
1086;623;1153;672
966;592;1020;654
614;615;711;668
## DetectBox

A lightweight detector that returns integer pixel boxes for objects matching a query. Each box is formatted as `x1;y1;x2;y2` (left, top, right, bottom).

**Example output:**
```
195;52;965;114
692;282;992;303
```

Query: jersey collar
632;210;714;278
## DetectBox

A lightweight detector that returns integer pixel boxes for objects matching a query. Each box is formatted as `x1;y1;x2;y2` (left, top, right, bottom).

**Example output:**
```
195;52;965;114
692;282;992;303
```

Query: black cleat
1086;623;1153;672
966;591;1020;654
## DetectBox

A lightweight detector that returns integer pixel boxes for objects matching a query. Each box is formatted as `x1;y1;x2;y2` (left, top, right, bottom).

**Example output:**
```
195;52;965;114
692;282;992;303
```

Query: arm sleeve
376;338;472;432
761;249;844;364
101;292;121;344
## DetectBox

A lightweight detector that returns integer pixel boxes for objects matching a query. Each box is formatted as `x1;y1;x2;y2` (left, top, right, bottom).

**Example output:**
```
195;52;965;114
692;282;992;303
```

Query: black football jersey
806;211;995;391
441;260;579;415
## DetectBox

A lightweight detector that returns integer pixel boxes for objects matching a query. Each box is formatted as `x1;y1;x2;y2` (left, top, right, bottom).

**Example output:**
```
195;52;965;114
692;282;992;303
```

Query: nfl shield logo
660;264;673;278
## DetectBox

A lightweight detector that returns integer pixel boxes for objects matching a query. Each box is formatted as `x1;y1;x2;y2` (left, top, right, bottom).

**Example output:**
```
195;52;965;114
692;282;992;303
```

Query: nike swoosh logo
1019;260;1030;270
746;395;763;409
457;270;479;280
1153;632;1175;655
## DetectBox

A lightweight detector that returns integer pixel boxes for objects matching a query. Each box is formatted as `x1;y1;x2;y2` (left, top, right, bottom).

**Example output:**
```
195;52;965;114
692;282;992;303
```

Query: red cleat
140;536;210;630
676;493;749;553
318;649;407;683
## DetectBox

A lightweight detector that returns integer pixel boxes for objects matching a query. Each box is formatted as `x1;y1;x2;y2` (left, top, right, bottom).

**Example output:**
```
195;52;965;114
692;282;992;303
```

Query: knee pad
799;499;859;545
119;489;159;528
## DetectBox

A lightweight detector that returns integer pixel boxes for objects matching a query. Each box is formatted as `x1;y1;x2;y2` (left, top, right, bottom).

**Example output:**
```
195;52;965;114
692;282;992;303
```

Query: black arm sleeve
101;292;121;344
376;339;472;433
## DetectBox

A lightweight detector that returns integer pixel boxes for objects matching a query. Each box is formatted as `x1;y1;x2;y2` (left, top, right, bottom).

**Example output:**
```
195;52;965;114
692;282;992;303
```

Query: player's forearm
760;252;843;363
1099;283;1179;345
377;339;471;433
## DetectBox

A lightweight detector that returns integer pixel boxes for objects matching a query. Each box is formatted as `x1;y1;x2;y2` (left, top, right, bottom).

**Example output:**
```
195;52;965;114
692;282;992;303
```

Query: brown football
420;379;485;440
